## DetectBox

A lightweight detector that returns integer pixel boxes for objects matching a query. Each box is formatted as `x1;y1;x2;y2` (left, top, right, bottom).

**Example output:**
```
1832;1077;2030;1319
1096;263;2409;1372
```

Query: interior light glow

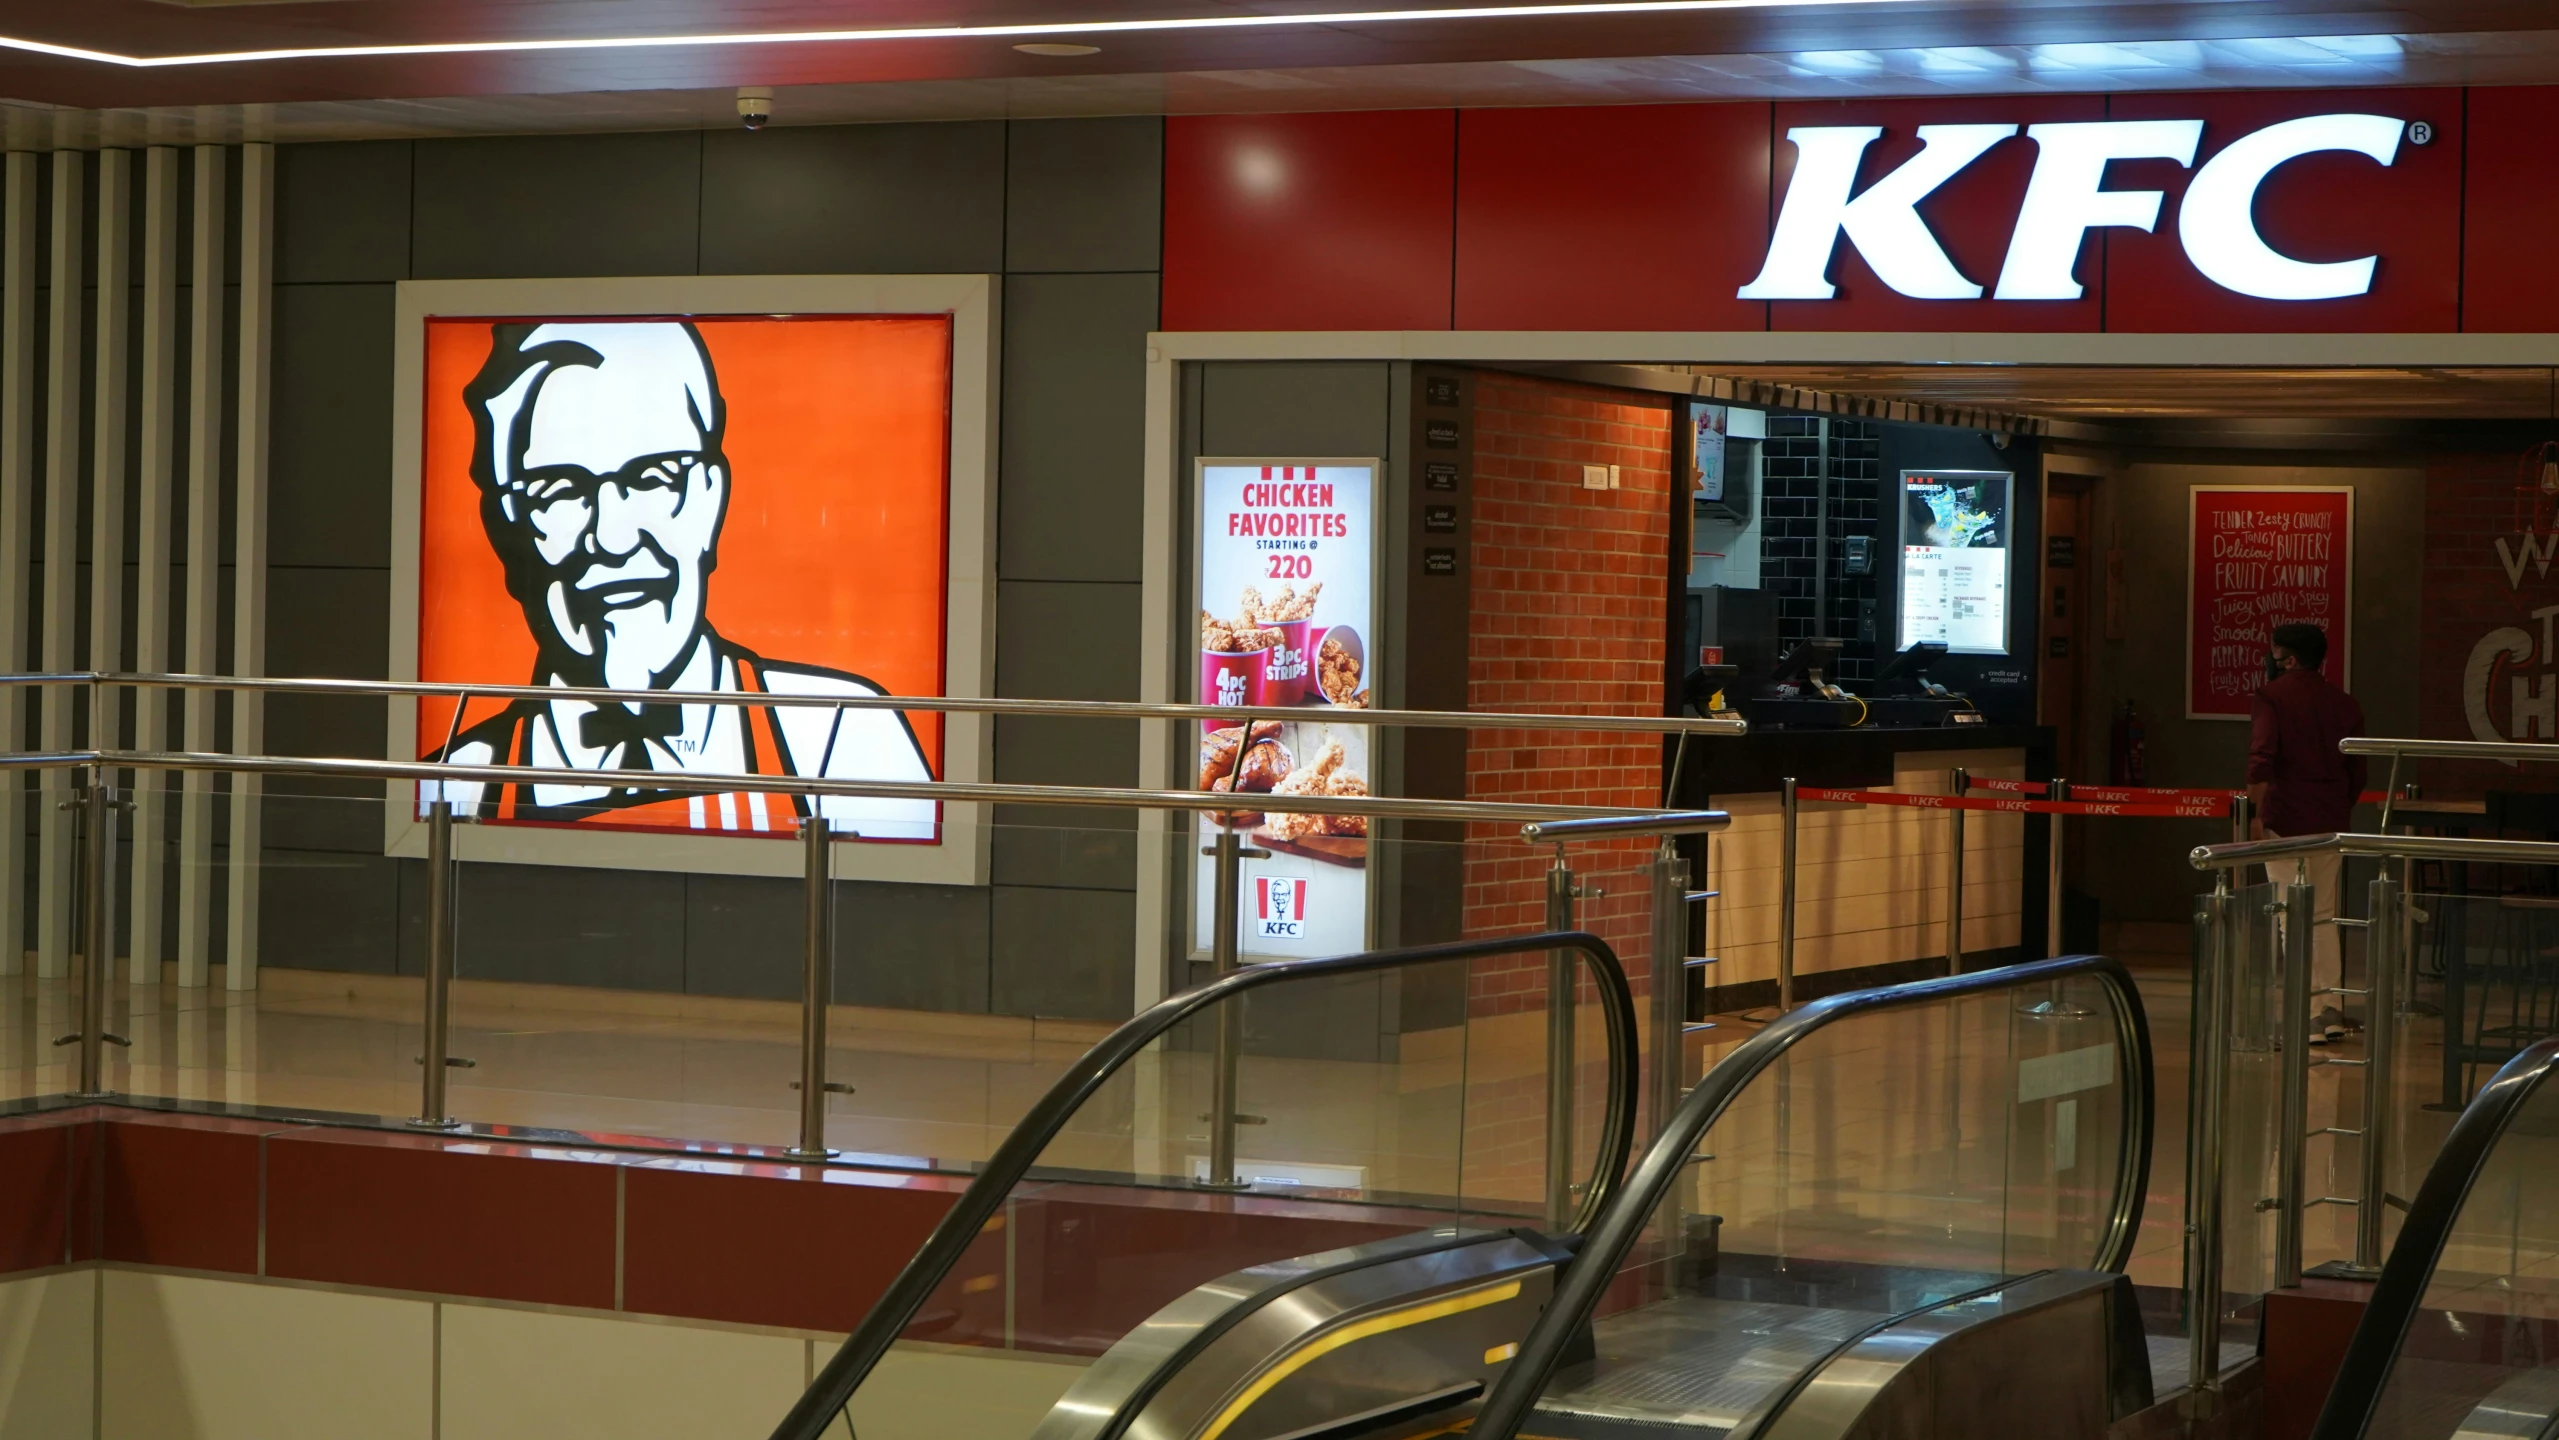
1736;123;2015;301
2175;112;2404;299
1992;119;2201;300
0;0;1927;70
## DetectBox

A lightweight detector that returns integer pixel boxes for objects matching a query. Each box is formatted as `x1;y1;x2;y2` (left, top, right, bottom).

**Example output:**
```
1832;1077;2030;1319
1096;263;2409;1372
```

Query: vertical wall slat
129;146;175;984
92;150;130;983
36;151;84;980
226;144;272;991
0;155;34;976
175;143;223;989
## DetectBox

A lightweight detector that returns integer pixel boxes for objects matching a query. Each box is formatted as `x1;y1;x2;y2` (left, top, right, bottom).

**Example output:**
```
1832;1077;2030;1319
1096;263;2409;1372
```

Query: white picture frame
383;273;998;883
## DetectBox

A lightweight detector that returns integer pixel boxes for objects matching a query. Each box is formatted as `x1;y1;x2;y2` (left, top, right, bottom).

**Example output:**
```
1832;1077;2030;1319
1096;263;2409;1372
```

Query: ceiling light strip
2;0;1894;70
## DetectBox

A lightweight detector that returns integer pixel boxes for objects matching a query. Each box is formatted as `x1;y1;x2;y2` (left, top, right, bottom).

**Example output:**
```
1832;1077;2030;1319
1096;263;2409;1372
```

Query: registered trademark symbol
2408;120;2435;146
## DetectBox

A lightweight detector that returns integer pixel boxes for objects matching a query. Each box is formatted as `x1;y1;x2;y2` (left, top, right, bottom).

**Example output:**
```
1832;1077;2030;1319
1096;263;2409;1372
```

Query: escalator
2311;1037;2559;1440
770;942;2159;1440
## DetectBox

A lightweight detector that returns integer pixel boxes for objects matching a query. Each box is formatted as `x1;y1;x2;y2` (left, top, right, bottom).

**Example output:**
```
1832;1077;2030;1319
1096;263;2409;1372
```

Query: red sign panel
2187;487;2354;720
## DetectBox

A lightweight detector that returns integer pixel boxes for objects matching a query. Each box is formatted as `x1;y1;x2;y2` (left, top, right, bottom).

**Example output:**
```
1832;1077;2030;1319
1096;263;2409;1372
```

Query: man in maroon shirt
2248;622;2368;1044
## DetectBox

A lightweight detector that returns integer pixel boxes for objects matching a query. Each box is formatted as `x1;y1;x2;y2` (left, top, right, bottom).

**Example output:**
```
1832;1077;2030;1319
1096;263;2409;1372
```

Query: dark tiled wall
1756;416;1881;682
259;118;1164;1019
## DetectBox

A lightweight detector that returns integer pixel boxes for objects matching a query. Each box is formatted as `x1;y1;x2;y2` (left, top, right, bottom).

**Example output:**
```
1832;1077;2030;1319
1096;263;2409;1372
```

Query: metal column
1203;828;1259;1189
71;777;120;1098
36;151;85;981
2188;877;2237;1394
2046;778;2068;957
1777;777;1799;1011
1545;847;1579;1226
1946;767;1969;973
174;144;226;989
2355;869;2402;1271
410;800;460;1130
127;147;178;986
0;155;35;978
225;143;276;992
787;815;837;1161
2276;863;2314;1288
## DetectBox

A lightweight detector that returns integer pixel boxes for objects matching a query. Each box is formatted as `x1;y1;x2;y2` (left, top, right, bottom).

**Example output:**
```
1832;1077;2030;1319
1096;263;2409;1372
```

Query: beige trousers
2267;837;2347;1010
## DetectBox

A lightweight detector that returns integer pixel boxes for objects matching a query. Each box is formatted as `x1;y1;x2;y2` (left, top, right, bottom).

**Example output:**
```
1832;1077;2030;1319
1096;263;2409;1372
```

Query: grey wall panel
837;879;992;1013
268;283;394;569
450;862;687;990
996;579;1141;700
998;272;1158;584
990;885;1132;1019
1199;362;1394;458
989;803;1135;892
258;850;399;974
276;141;412;284
264;565;388;679
412;133;703;279
260;788;391;855
698;122;1003;276
1005;117;1162;274
680;871;804;1001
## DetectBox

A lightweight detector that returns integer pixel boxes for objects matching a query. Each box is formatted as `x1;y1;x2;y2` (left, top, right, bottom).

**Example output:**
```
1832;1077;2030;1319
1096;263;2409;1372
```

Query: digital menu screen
1898;469;2012;655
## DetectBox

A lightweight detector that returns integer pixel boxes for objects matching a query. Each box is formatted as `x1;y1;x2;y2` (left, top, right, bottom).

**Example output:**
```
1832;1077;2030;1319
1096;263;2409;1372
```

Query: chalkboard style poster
2187;487;2354;720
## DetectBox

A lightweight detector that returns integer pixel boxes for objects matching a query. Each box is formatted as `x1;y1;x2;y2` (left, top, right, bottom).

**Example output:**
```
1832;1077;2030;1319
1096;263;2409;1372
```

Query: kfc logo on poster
415;314;953;840
1256;877;1310;939
1740;113;2412;303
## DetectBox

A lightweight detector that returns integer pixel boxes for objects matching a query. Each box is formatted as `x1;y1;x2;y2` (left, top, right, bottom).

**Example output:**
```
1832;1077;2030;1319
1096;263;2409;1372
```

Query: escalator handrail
1470;952;2156;1440
768;929;1641;1440
2307;1035;2559;1440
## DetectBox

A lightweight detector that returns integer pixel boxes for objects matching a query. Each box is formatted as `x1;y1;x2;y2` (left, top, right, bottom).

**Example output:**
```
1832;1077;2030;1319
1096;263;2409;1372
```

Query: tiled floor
0;939;2472;1299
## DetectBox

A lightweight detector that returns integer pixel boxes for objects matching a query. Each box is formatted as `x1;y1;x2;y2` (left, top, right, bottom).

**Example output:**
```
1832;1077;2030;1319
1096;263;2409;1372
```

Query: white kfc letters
1738;113;2411;303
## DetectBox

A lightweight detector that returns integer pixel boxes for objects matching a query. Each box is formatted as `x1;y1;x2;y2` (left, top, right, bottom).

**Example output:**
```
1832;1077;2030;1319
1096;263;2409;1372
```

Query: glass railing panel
2358;1056;2559;1440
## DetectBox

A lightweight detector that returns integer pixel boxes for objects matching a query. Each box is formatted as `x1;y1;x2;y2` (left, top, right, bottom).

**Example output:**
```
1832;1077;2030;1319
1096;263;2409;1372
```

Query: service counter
1670;723;2057;1012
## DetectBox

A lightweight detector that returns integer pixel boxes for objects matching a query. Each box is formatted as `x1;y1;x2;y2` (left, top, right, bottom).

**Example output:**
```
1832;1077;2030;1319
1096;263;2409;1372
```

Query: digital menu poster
1898;469;2013;655
1192;460;1379;961
2187;487;2353;720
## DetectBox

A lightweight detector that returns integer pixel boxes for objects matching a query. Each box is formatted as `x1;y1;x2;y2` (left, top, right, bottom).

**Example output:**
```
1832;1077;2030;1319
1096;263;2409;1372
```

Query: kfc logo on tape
1256;877;1310;939
1740;113;2413;303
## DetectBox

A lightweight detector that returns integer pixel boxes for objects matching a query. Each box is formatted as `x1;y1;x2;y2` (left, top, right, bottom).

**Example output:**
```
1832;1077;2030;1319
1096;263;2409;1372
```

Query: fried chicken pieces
1264;739;1370;841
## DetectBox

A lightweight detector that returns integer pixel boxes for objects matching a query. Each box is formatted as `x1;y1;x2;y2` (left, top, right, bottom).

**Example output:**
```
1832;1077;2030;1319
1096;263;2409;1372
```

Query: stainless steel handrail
0;746;1707;827
1470;953;2154;1440
1519;811;1730;842
5;668;1749;737
2192;831;2559;870
2337;736;2559;763
768;929;1642;1440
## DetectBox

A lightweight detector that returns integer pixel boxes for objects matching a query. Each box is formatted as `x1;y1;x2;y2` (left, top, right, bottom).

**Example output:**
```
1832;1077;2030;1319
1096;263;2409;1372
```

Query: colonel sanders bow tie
579;704;685;771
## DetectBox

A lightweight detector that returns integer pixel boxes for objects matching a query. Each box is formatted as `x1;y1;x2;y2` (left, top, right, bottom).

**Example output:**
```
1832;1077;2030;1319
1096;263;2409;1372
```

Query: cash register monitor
1771;637;1843;684
1875;641;1949;685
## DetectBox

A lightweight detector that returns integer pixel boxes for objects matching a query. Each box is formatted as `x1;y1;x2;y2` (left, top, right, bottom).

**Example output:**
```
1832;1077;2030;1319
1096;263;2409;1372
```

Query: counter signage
2187;486;2353;720
1897;469;2012;655
1192;459;1380;960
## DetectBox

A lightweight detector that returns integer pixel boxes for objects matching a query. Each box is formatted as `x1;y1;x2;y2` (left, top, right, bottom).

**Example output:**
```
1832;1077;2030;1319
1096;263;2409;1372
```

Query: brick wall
2419;449;2559;795
1462;374;1671;1013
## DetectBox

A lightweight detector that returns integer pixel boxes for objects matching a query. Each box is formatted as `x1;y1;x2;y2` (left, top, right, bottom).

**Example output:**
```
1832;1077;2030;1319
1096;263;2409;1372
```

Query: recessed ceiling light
1014;42;1101;57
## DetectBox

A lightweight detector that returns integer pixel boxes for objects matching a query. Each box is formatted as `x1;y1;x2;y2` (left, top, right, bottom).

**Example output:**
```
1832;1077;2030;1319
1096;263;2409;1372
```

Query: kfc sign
1740;113;2412;304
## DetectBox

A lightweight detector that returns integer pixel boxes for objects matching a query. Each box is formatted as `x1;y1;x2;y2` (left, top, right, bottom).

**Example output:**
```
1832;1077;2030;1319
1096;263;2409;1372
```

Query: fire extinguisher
2109;701;2147;787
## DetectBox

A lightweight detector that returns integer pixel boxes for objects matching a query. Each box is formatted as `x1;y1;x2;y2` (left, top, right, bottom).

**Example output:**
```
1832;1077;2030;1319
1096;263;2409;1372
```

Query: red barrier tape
1798;786;2227;819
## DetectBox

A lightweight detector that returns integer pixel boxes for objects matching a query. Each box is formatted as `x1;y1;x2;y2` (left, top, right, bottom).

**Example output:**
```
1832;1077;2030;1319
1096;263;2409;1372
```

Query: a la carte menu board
1193;460;1378;961
1898;469;2012;655
2188;487;2353;720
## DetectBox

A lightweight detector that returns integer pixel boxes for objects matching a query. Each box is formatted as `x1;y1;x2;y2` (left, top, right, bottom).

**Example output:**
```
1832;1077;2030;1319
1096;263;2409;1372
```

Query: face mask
2265;651;2285;681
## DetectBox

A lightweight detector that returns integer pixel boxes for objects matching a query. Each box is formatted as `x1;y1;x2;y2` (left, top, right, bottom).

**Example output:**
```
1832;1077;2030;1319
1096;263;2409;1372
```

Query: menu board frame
2185;485;2355;721
1896;468;2016;657
1188;456;1385;963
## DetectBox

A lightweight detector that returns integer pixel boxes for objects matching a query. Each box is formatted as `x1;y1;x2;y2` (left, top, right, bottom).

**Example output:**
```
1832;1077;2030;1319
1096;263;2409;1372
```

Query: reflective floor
0;936;2467;1296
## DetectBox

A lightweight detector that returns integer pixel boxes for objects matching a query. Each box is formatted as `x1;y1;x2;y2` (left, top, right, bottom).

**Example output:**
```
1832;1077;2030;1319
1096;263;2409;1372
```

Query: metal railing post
2356;867;2401;1271
2047;776;2068;957
2189;873;2236;1395
1946;767;1968;973
2231;791;2252;847
1778;777;1798;1012
1205;827;1250;1189
2277;861;2314;1288
72;774;117;1098
1546;846;1579;1227
410;798;460;1130
1647;839;1689;1143
787;814;837;1161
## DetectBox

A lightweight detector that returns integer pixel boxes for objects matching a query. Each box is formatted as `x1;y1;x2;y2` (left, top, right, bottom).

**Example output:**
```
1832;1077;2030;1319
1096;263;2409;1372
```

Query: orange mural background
415;314;952;776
